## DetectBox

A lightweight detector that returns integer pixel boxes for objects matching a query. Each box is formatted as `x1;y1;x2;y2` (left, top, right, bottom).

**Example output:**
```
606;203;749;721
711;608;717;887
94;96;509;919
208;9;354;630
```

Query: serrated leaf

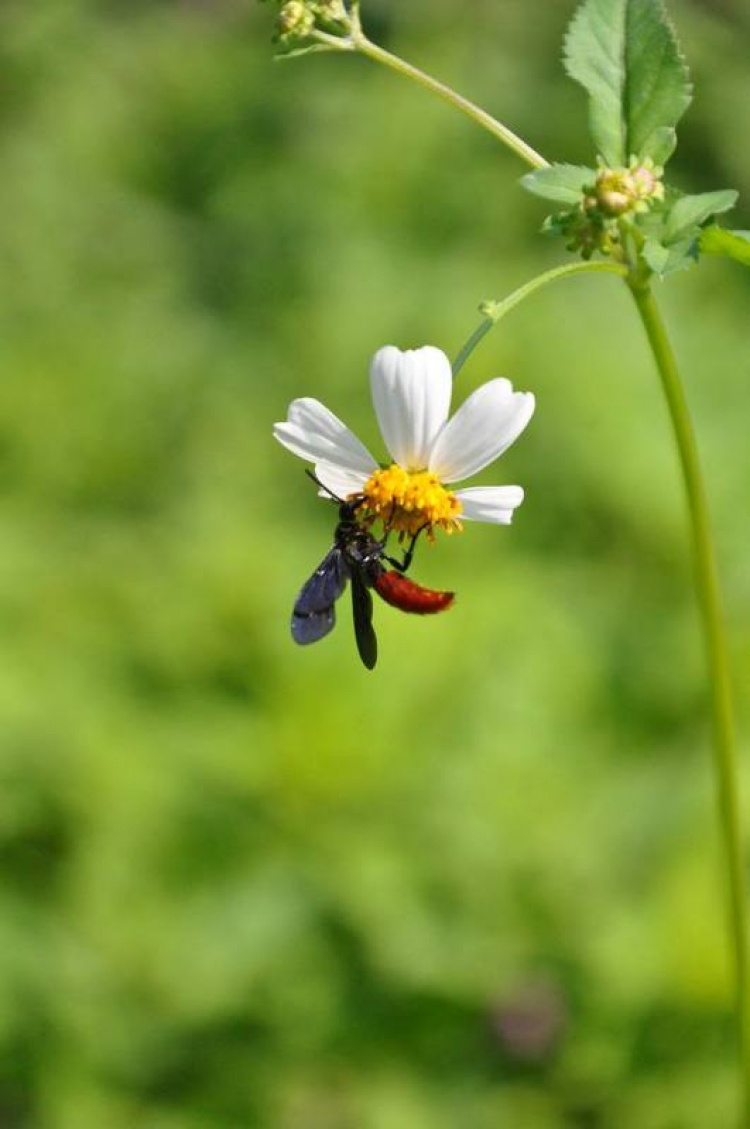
646;126;677;165
636;208;668;241
700;227;750;266
564;0;692;167
521;164;595;204
643;235;698;277
664;190;738;244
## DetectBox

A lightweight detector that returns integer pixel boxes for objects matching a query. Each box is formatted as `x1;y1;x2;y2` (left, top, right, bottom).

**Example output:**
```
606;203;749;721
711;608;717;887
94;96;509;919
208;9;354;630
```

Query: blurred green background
0;1;749;1125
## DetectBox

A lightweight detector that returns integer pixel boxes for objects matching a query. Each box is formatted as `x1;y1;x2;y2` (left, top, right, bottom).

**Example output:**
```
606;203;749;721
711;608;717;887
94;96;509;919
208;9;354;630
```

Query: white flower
273;344;535;536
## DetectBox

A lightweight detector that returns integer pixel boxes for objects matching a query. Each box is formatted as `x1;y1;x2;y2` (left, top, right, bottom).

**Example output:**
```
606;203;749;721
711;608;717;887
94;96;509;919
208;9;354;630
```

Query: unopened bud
277;0;315;38
627;156;665;209
595;167;637;216
313;0;348;18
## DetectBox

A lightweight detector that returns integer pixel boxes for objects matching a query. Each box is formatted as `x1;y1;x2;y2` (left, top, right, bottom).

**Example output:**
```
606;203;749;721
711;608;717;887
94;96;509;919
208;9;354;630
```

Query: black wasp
292;471;454;670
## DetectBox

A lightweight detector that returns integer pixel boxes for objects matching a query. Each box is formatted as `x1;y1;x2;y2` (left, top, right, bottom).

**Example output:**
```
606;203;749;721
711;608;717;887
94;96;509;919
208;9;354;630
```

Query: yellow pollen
360;464;463;538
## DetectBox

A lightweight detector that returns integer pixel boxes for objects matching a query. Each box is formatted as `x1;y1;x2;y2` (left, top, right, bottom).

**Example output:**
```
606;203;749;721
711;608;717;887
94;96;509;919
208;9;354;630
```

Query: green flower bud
545;201;622;262
627;156;665;210
277;0;315;40
588;158;665;219
594;167;637;217
312;0;348;18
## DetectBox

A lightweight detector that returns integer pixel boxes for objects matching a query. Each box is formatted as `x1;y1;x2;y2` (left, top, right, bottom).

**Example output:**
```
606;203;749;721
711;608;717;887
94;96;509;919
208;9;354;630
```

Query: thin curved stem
350;33;548;170
453;260;627;377
630;284;750;1126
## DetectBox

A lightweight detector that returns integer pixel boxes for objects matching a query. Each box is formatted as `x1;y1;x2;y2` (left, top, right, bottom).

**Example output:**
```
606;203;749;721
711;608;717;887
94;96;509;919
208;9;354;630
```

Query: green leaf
520;164;595;204
564;0;692;167
646;126;677;165
700;227;750;266
643;235;698;277
664;190;738;244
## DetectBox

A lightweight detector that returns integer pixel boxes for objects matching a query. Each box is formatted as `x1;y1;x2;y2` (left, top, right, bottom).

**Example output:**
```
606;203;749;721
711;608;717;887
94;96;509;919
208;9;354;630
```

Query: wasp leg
383;525;427;574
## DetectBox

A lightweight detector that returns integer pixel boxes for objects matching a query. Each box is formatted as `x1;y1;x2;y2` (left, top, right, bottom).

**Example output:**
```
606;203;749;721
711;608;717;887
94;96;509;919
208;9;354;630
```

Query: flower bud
312;0;348;18
594;167;637;216
627;156;665;209
546;203;622;262
277;0;315;40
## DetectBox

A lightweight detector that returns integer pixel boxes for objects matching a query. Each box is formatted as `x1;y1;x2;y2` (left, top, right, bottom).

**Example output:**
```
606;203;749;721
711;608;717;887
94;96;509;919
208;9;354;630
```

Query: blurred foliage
0;0;748;1125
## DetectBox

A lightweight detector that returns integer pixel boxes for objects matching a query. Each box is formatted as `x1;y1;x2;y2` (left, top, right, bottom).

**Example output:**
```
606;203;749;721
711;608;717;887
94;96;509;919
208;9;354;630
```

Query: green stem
453;260;627;376
630;284;750;1125
351;33;548;170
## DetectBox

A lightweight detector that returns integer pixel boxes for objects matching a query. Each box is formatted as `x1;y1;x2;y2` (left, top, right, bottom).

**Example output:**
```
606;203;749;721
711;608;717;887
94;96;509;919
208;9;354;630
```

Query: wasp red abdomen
374;570;455;615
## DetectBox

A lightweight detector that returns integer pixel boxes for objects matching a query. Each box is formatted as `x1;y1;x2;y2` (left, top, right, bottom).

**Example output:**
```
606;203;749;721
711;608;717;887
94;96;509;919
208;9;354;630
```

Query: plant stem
453;260;627;376
350;33;548;170
629;283;750;1124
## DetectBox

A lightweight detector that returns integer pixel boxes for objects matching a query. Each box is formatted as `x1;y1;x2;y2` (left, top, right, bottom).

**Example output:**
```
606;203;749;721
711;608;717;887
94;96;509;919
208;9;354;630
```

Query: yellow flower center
359;464;463;538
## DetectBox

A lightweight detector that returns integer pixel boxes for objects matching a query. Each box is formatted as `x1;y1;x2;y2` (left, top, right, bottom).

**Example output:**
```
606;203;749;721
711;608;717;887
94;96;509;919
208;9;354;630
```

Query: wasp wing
291;547;350;646
292;605;336;646
351;569;377;670
293;547;350;615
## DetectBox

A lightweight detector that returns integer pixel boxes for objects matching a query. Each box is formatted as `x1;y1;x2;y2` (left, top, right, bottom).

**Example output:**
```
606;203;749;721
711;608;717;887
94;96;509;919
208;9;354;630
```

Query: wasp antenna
304;468;344;504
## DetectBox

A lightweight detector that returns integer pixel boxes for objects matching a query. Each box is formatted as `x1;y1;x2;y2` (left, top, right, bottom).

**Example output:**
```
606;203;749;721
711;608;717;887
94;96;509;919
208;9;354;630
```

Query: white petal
428;380;535;483
314;461;369;502
454;485;525;524
370;345;452;470
273;398;377;475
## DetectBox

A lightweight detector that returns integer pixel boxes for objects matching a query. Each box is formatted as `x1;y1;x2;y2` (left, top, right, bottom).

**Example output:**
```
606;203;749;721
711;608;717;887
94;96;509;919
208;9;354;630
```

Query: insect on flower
277;343;535;667
274;345;534;540
292;472;454;670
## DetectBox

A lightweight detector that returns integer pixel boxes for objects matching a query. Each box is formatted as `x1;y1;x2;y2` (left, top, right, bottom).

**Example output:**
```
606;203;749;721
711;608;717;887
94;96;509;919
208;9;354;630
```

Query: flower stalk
629;283;750;1122
348;33;548;170
453;261;627;377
